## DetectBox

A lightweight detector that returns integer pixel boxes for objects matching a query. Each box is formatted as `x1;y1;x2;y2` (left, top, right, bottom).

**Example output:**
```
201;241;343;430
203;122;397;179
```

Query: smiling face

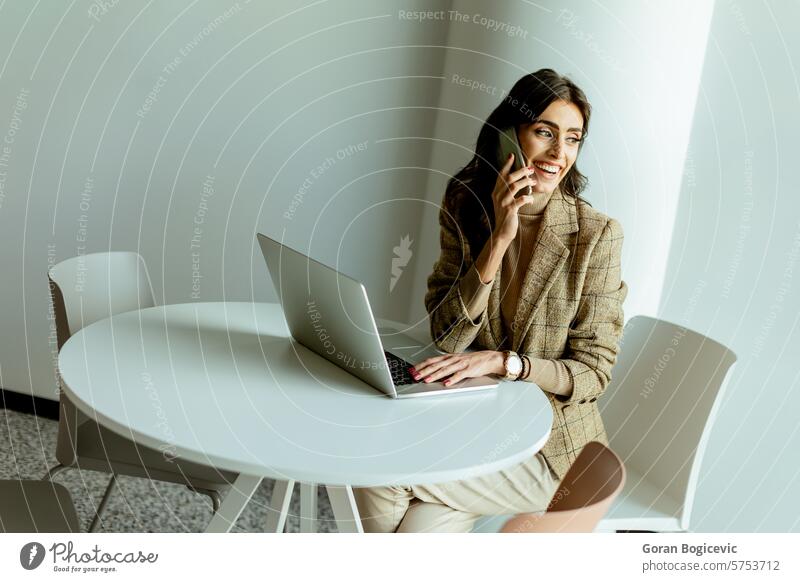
516;99;585;194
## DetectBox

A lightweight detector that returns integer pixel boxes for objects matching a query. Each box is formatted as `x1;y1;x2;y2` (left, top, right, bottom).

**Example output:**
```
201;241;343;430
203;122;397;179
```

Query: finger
508;164;536;183
501;168;534;198
514;193;536;208
500;178;533;206
495;154;516;192
410;354;448;373
424;360;469;383
442;371;465;386
500;152;515;175
510;177;536;197
410;356;437;373
418;358;459;379
411;356;453;378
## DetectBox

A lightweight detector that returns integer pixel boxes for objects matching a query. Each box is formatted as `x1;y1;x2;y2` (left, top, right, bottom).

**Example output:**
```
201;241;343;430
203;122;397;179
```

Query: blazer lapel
483;188;579;351
487;259;506;349
509;188;579;351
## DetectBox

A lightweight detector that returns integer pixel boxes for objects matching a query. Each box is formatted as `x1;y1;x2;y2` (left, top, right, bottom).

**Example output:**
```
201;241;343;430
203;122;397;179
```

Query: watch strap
518;355;530;381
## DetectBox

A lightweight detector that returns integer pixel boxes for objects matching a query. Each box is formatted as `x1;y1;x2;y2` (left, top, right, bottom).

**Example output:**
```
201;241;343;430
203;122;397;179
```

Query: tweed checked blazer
424;187;628;480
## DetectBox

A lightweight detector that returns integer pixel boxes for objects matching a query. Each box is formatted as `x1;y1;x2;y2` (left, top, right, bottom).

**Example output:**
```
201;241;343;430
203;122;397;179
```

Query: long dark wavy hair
443;68;592;255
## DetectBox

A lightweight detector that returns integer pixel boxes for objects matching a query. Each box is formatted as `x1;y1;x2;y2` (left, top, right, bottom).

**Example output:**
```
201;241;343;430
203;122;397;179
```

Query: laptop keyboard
384;351;422;386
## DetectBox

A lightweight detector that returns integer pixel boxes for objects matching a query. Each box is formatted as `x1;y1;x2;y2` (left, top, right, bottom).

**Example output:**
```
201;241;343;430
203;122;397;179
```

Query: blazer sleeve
424;206;489;353
525;357;574;397
458;263;493;321
556;217;628;405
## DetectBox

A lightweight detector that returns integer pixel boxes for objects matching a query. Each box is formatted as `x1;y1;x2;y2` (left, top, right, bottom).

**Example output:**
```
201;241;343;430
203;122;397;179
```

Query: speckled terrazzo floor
0;408;338;532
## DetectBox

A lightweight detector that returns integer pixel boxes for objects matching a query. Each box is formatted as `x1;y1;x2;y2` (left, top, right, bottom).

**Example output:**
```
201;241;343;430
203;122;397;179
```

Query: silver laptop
257;233;499;398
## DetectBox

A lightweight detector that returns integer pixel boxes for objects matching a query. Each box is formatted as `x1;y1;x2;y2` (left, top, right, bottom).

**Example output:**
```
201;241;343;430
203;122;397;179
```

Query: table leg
300;483;318;533
205;473;262;533
325;485;364;533
265;479;295;533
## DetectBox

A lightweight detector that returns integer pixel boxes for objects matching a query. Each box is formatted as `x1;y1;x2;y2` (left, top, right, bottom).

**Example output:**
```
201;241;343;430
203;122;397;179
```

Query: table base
204;475;363;533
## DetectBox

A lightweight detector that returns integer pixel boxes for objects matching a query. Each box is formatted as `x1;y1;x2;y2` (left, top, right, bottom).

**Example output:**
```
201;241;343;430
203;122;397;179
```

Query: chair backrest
501;442;625;532
0;480;80;532
48;252;155;466
598;315;737;530
48;252;155;344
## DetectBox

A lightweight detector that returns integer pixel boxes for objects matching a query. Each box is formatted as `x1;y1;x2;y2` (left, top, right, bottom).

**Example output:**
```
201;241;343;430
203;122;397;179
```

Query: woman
354;69;628;532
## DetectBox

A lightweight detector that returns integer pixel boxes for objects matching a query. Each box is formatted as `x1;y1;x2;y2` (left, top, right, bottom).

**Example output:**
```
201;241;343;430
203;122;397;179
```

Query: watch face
508;354;523;375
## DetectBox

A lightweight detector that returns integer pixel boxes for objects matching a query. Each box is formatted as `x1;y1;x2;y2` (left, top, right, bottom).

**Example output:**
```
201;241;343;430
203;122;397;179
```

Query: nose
549;138;563;158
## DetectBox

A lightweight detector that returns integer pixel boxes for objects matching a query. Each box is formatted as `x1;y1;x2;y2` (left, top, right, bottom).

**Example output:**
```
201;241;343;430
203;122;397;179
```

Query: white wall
0;0;448;400
658;0;800;532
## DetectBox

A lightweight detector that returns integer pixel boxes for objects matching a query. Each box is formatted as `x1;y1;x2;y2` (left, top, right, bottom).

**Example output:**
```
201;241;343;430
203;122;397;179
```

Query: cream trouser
352;452;559;533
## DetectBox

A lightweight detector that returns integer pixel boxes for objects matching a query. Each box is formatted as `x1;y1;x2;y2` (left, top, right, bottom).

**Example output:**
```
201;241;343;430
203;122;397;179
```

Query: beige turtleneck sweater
457;189;574;397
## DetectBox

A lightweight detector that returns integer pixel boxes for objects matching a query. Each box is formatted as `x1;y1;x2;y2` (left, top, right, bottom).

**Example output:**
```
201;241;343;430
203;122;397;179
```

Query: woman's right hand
492;153;537;242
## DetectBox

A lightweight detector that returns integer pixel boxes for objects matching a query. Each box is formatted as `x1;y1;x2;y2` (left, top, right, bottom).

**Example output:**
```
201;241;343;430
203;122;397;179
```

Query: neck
518;187;555;215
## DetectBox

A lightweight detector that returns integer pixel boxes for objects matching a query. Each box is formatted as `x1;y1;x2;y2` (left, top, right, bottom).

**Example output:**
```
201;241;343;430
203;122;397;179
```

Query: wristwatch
500;350;523;380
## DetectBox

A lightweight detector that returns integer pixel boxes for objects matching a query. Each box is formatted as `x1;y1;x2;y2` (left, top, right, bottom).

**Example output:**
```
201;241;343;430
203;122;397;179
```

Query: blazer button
578;398;587;404
588;397;597;403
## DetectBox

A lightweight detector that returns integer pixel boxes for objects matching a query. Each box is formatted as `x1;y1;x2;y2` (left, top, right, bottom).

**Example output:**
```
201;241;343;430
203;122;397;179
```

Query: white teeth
534;162;559;174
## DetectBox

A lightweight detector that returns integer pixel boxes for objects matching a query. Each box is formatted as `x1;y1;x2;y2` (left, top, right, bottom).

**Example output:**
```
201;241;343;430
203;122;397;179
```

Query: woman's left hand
409;351;504;386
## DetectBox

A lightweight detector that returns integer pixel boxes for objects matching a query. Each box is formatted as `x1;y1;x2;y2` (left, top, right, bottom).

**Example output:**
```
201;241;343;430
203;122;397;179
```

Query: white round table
57;302;553;532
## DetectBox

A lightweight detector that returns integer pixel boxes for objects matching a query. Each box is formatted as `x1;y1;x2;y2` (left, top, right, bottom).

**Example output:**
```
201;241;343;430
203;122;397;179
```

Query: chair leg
43;464;68;481
205;474;262;533
209;490;221;513
186;485;222;513
89;473;118;532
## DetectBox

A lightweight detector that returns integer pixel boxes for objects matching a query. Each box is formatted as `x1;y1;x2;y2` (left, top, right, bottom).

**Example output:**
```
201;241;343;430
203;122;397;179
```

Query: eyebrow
535;119;584;134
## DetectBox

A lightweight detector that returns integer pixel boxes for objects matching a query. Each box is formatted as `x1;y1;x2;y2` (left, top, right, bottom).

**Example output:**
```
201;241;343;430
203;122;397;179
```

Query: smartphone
496;126;530;197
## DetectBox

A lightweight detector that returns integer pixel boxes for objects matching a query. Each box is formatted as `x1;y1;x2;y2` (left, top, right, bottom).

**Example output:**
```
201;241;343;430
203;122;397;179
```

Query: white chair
45;252;239;531
596;315;737;532
1;480;81;532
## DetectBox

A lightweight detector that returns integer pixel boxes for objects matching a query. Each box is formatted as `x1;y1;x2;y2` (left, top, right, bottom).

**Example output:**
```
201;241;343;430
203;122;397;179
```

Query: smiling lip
532;163;561;180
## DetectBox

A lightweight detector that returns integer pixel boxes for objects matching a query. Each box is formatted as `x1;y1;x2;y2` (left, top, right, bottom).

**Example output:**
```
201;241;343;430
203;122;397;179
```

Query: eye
535;129;552;138
567;136;581;144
